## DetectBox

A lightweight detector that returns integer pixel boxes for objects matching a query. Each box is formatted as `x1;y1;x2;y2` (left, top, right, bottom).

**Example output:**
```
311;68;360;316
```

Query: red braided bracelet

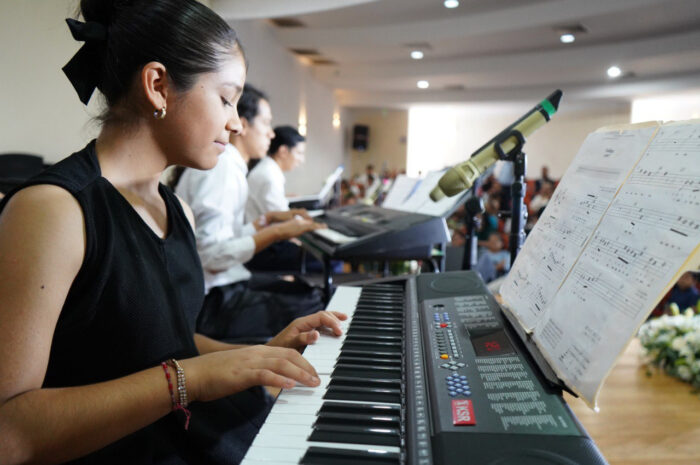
161;361;191;430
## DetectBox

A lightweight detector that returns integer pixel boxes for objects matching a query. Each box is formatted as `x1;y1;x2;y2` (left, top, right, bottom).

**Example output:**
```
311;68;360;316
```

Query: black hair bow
62;18;108;105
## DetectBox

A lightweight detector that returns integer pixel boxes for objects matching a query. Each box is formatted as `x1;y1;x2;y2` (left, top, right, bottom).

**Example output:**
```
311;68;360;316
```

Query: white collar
226;143;248;175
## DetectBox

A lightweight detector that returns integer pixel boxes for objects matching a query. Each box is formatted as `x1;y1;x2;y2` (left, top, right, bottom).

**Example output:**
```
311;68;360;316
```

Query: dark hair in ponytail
237;84;268;122
78;0;242;119
268;126;305;156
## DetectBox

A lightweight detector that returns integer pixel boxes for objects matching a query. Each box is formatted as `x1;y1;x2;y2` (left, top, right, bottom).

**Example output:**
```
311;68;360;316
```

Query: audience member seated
535;165;555;193
356;164;382;203
476;231;511;283
669;271;700;313
529;180;553;215
245;125;305;221
477;196;501;245
339;179;358;206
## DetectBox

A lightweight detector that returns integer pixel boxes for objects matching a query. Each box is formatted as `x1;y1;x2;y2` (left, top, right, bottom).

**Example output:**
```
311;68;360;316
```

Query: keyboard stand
301;241;447;303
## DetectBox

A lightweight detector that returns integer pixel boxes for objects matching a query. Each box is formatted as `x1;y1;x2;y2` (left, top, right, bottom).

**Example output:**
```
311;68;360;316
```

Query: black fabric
197;274;323;341
246;240;341;274
0;140;272;464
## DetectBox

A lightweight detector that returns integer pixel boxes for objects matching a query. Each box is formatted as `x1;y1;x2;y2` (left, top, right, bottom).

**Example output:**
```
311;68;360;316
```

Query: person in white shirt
245;125;305;221
174;84;325;341
246;126;324;272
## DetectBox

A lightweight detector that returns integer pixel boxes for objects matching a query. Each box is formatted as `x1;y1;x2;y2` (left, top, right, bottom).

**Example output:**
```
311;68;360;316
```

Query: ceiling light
560;33;575;44
417;80;430;89
444;0;459;8
607;66;622;78
411;50;424;60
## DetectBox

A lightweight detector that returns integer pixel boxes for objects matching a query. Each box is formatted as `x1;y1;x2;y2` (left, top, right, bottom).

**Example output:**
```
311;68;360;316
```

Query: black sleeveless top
0;141;267;464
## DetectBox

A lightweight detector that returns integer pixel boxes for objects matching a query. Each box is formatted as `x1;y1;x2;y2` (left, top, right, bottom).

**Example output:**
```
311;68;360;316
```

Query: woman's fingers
256;346;319;382
293;310;347;336
257;354;319;387
253;369;296;389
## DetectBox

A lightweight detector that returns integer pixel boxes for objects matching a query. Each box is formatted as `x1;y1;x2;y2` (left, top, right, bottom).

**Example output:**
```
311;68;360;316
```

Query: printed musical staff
528;121;700;407
500;126;658;331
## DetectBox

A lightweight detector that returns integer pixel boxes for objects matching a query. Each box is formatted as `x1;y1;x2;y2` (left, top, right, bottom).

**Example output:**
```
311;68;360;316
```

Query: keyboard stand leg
323;255;333;304
300;248;307;274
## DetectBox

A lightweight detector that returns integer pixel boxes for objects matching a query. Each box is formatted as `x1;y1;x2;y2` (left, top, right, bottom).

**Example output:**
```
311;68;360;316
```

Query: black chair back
0;153;45;192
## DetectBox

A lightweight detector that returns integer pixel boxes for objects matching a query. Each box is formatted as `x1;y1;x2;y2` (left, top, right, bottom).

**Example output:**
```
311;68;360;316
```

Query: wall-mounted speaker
352;124;369;151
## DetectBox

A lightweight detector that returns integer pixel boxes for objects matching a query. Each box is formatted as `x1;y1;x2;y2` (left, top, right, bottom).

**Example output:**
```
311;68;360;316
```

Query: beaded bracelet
161;360;191;430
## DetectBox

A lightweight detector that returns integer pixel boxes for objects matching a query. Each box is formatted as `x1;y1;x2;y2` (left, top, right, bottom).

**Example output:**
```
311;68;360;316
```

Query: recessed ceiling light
560;33;575;44
411;50;424;60
417;80;430;89
607;66;622;78
444;0;459;8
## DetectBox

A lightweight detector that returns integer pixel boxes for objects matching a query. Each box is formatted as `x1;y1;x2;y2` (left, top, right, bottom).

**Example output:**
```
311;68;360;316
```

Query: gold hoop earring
153;107;167;120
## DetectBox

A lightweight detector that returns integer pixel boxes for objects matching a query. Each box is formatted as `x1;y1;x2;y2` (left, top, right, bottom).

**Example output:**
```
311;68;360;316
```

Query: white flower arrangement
638;304;700;391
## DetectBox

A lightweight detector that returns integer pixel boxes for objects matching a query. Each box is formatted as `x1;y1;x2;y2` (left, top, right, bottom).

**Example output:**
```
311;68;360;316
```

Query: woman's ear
141;61;169;113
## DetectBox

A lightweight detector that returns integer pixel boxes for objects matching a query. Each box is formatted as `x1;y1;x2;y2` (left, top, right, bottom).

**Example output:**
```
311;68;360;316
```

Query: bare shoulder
174;193;196;230
0;184;85;245
0;185;86;399
0;183;86;291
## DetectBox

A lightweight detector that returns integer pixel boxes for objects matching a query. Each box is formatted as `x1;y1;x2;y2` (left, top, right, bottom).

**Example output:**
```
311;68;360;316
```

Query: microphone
430;90;562;201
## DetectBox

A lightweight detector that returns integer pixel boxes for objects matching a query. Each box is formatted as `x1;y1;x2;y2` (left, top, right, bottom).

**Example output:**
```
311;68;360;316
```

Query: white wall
631;91;700;123
0;1;343;196
226;19;343;195
0;0;101;162
407;101;631;180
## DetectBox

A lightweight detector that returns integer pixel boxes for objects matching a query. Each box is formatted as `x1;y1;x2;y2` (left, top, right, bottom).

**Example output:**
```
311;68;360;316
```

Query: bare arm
0;186;321;465
194;333;247;353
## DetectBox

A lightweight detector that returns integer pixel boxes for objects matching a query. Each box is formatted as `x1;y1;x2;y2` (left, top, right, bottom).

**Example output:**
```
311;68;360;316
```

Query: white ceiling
214;0;700;107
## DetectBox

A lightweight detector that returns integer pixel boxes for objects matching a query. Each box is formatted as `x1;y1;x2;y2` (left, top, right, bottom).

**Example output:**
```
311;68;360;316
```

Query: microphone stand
461;194;484;270
494;129;528;264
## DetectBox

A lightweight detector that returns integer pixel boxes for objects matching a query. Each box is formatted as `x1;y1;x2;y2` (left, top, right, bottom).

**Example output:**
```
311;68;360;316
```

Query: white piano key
243;285;405;464
324;286;361;314
262;412;317;426
243;445;306;463
313;228;357;244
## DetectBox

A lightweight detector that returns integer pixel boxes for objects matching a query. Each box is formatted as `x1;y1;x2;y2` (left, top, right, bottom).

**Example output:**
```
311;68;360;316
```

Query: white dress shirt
175;144;256;292
245;156;289;222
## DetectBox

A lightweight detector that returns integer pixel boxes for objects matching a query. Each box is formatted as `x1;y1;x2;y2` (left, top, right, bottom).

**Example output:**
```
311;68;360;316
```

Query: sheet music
382;174;419;209
500;124;659;330
532;121;700;407
394;170;468;217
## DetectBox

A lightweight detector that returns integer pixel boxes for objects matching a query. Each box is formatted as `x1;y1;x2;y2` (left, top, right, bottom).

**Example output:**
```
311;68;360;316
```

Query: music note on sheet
532;121;700;407
500;125;659;331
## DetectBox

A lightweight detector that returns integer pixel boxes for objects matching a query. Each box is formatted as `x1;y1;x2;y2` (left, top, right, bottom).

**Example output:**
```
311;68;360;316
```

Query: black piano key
329;376;401;388
344;333;402;342
338;349;402;360
317;402;401;424
300;447;400;465
332;363;401;379
348;323;402;333
308;423;400;447
341;340;401;353
336;355;401;367
350;316;403;325
348;320;402;328
319;401;401;416
316;411;400;425
324;383;401;403
354;308;403;316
